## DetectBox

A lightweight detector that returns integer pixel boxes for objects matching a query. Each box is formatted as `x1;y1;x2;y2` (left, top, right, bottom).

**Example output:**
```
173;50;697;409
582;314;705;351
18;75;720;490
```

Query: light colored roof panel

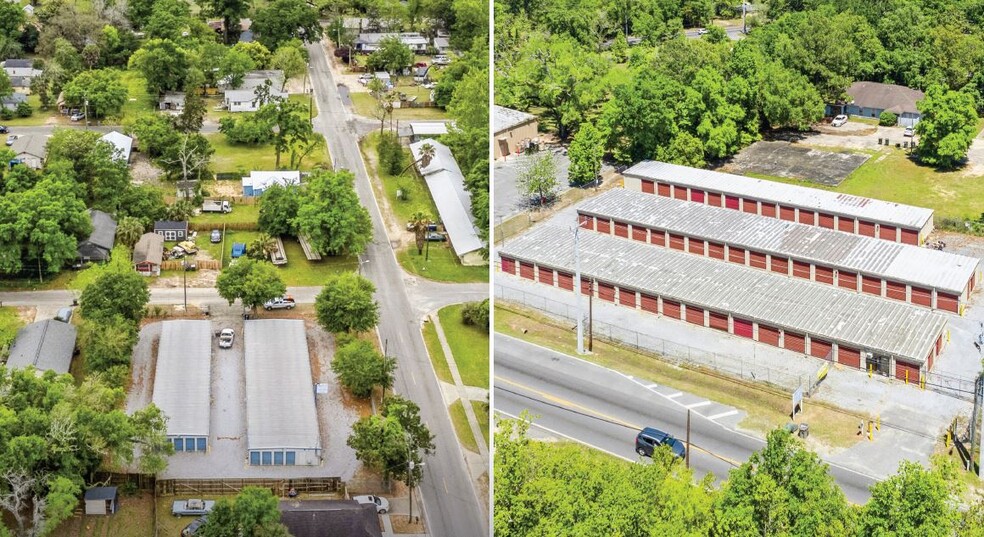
100;131;132;162
152;321;211;437
623;161;934;229
242;171;301;190
579;189;979;294
493;105;536;134
409;122;450;136
500;226;946;364
410;140;482;256
244;320;320;451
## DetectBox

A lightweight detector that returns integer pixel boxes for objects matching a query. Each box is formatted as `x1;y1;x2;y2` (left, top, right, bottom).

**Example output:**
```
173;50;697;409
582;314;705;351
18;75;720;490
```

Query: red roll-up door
619;288;636;308
879;225;897;242
669;234;685;250
901;228;918;245
838;271;857;290
651;230;666;246
729;247;746;264
691;189;705;203
838;346;861;368
749;251;767;269
861;275;882;296
708;192;722;207
818;213;835;229
792;260;811;279
838;217;855;234
886;281;907;301
742;199;758;214
632;226;647;242
938;293;959;313
709;311;728;331
657;183;671;197
858;220;876;237
779;205;796;221
641;179;655;194
519;262;535;280
784;332;806;353
501;257;516;275
581;278;592;295
936;335;943;355
771;256;789;275
663;300;682;319
708;242;725;259
810;339;832;360
911;286;932;307
733;318;754;338
758;325;781;346
673;186;688;200
686;305;704;325
815;266;834;284
641;294;658;313
578;214;593;230
598;282;615;302
928;351;934;371
536;266;554;285
725;195;740;209
614;221;629;238
761;203;777;218
798;210;816;226
597;218;611;234
689;239;705;256
557;271;573;290
896;361;920;383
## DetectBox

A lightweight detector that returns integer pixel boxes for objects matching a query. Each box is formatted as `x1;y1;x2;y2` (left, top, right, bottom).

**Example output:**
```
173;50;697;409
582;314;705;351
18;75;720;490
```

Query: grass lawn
189;200;260;225
2;95;59;126
472;400;489;447
350;92;448;121
117;70;156;124
422;320;453;383
437;303;489;388
276;237;358;286
50;492;158;537
449;400;479;453
206;93;319;122
398;246;489;283
0;269;77;291
0;306;24;348
205;133;331;174
362;131;438;225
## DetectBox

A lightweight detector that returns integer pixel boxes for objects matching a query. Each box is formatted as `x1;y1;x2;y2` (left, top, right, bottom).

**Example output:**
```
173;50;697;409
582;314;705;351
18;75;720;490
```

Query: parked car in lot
635;427;686;459
210;229;221;243
904;126;914;137
831;114;848;127
696;28;709;35
263;296;296;310
425;232;446;242
70;112;85;121
358;73;373;85
0;126;8;134
181;516;207;536
231;242;246;258
5;134;14;146
353;495;389;514
218;328;234;348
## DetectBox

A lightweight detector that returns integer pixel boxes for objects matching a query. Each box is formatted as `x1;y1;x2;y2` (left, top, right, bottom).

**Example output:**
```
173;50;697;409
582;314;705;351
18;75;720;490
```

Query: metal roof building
578;189;980;312
499;226;947;379
622;161;935;244
153;321;212;453
244;319;321;466
6;320;77;373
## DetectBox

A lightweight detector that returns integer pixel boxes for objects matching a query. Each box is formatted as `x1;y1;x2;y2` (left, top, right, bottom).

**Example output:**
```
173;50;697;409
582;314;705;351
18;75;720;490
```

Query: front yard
205;133;331;174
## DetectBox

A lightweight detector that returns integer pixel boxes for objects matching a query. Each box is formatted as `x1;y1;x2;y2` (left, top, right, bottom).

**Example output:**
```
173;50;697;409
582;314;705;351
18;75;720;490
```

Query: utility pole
588;279;594;352
574;224;584;354
742;2;748;35
686;409;692;469
182;261;188;310
974;373;984;475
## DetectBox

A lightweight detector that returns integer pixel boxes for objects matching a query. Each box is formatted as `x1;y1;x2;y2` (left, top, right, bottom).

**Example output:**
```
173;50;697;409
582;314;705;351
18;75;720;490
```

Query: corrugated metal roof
244;320;320;451
493;105;536;134
623;161;934;229
153;321;211;437
580;189;979;294
500;226;946;364
410;140;483;257
6;320;76;373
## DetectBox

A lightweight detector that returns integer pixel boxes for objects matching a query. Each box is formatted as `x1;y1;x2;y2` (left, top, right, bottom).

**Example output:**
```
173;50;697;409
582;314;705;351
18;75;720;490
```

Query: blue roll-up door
250;452;260;465
262;452;272;465
286;452;296;465
274;452;284;465
174;438;184;451
197;438;207;451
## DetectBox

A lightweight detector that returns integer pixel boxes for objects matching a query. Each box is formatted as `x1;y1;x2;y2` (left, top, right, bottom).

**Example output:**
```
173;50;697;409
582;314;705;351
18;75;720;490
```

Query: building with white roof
493;105;538;159
241;170;301;197
153;321;212;453
100;131;133;163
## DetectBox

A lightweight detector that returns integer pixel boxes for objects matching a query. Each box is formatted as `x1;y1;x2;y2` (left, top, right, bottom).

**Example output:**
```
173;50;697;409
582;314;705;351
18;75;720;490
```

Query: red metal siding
784;332;806;353
641;179;655;194
938;293;959;313
936;335;943;355
815;266;835;285
861;275;882;296
663;300;682;319
669;234;686;251
837;217;855;234
707;242;725;259
838;271;858;290
597;218;611;234
689;239;705;256
641;294;658;313
581;278;592;295
709;311;728;331
501;257;516;275
598;282;615;302
557;271;573;290
651;230;666;246
758;325;781;346
578;214;593;229
631;226;647;242
728;247;746;264
879;224;897;242
779;205;796;221
749;251;768;269
798;210;816;226
901;228;918;245
858;220;876;237
761;204;777;218
708;192;722;207
691;189;705;203
614;221;629;238
896;361;920;383
619;288;636;308
657;183;671;197
519;262;535;280
742;199;757;214
536;266;554;285
733;318;754;338
770;256;789;275
927;351;934;371
911;286;932;307
725;195;740;210
818;213;835;229
686;306;704;325
838;347;861;368
792;260;811;279
673;186;688;200
886;281;907;301
810;339;832;360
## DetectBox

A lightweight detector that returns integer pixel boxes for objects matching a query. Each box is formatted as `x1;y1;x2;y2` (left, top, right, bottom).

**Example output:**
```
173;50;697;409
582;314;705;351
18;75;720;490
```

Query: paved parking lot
723;140;870;186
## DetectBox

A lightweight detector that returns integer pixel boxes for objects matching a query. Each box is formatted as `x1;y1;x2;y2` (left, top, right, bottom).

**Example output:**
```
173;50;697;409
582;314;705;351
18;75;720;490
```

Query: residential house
279;501;382;537
154;221;188;241
6;319;78;374
354;32;428;53
219;70;285;92
224;87;287;113
373;71;391;88
413;65;430;84
77;209;117;262
433;36;451;54
2;59;40;89
133;233;164;276
21;3;33;16
100;131;133;163
493;105;538;159
0;92;26;111
410;139;485;265
159;91;185;111
242;170;301;196
9;134;47;169
239;29;254;43
830;81;925;127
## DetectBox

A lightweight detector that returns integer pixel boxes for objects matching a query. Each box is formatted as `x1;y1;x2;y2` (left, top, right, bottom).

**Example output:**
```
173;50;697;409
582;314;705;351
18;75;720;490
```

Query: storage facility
578;189;980;313
499;226;948;381
153;320;212;453
244;319;321;466
622;161;935;245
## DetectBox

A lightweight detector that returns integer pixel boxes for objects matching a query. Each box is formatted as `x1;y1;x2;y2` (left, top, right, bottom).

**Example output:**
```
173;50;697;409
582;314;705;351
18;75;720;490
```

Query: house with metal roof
499;226;948;381
410;139;484;265
219;70;285;92
100;131;133;163
622;161;935;245
578;189;980;313
9;134;47;169
6;320;77;374
244;319;321;465
1;59;40;88
224;87;287;113
406;121;451;142
242;170;301;196
159;91;186;111
77;209;117;262
0;92;26;111
494;105;538;159
133;233;164;276
153;321;212;453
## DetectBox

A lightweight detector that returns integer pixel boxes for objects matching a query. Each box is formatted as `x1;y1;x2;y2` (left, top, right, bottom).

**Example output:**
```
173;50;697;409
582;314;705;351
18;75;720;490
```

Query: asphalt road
306;41;487;537
494;333;878;504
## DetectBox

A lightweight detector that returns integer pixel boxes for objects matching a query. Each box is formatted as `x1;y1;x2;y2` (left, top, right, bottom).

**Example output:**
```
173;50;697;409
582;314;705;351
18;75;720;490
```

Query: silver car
218;328;234;349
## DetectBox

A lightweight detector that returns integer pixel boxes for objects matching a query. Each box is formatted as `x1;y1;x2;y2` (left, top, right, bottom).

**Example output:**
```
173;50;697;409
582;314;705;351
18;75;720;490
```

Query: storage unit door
911;286;932;307
749;251;768;269
886;281;907;301
810;338;833;359
761;203;777;218
858;220;876;237
536;266;554;285
779;205;796;221
581;278;592;295
708;192;722;207
792;260;811;279
578;214;593;229
728;247;746;264
632;226;648;242
896;361;921;383
742;199;758;214
937;293;959;313
758;325;781;346
689;239;705;255
597;218;611;234
879;224;897;242
657;183;671;197
837;217;855;234
614;221;629;238
861;275;882;296
901;228;919;245
784;332;806;353
707;242;725;259
673;186;688;200
519;262;535;280
815;266;834;285
708;311;728;331
641;293;658;313
651;230;666;246
818;213;835;229
502;257;516;275
770;256;789;275
686;305;705;325
691;189;705;203
669;234;686;250
837;271;858;290
557;271;574;290
725;195;740;209
733;318;754;338
597;282;615;302
619;288;636;308
798;210;816;226
641;179;655;194
838;346;861;368
663;300;682;319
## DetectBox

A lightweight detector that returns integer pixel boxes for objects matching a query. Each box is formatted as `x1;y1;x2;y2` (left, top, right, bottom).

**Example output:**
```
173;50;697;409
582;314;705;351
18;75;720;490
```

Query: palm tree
409;211;431;255
398;142;437;177
115;216;145;248
246;234;279;260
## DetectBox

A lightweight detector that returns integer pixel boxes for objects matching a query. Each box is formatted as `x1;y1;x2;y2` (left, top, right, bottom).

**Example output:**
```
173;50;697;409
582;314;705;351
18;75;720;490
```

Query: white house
100;131;133;163
2;59;40;88
224;88;287;113
242;170;301;196
10;134;47;169
354;32;428;53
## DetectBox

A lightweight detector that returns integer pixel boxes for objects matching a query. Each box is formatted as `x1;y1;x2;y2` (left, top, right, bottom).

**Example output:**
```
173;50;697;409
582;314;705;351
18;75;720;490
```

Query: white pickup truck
263;296;296;310
202;200;231;213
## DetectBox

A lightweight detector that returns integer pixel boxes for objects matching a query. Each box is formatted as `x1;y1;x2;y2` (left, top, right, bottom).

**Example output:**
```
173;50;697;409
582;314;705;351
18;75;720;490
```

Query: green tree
292;169;373;256
517;151;558;206
314;272;379;333
219;113;275;145
79;271;151;323
348;395;434;487
331;339;396;398
116;185;168;228
861;458;958;536
145;0;193;41
215;258;286;310
257;183;300;236
200;0;253;44
258;98;312;169
567;122;605;187
78;314;138;378
758;62;824;131
0;70;12;101
232;42;273;70
658;131;706;168
270;45;306;90
366;36;414;82
175;69;207;133
252;0;323;51
198;487;289;537
45;129;131;213
61;69;128;119
128;39;190;94
915;84;979;169
376;131;405;175
126;114;181;158
451;0;488;51
114;216;145;248
220;48;256;89
408;211;431;255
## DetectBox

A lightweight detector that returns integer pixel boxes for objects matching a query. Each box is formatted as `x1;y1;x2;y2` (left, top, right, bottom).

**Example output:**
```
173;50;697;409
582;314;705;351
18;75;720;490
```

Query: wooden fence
161;259;222;271
189;221;258;232
92;472;157;491
155;477;343;497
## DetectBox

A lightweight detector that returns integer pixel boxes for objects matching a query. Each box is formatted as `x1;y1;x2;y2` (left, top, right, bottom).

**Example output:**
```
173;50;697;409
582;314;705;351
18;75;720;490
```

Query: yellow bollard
921;377;925;390
868;421;873;441
868;364;872;378
876;415;880;431
905;370;909;385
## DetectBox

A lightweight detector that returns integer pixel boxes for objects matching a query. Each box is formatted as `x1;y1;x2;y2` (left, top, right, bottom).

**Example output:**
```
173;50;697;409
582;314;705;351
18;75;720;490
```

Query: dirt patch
391;517;426;534
925;230;984;259
721;140;870;186
204;180;246;197
130;153;164;186
814;122;878;137
359;138;408;245
150;270;220;289
15;306;37;323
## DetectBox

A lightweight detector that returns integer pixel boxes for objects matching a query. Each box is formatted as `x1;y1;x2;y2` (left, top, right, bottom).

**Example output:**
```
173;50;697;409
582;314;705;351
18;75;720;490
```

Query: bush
0;107;13;120
879;111;898;126
331;340;396;398
15;101;31;118
376;131;404;176
461;299;489;330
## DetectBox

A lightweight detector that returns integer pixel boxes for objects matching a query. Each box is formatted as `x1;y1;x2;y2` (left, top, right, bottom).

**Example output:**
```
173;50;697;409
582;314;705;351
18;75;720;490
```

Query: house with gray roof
280;501;382;537
10;134;47;169
832;81;926;127
6;320;77;374
133;233;164;276
494;105;538;159
77;209;116;262
1;92;26;111
2;59;40;88
354;32;428;53
100;131;133;163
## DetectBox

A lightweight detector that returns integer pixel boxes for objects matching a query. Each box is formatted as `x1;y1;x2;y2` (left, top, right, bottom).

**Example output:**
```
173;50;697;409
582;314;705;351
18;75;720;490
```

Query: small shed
154;221;188;241
84;487;119;515
159;92;185;111
374;72;391;85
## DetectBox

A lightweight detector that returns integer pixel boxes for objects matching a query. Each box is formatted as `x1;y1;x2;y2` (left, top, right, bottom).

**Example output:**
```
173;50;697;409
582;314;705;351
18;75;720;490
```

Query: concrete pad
723;140;870;186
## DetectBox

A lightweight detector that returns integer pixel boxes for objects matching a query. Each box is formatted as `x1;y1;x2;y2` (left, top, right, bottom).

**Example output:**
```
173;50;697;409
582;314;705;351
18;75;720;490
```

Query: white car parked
218;328;234;349
353;495;389;514
831;114;848;127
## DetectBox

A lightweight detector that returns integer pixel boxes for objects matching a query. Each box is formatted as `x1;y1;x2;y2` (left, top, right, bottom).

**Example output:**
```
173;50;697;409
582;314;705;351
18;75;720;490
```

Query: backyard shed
84;487;119;515
153;321;212;453
493;105;538;159
6;320;77;373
